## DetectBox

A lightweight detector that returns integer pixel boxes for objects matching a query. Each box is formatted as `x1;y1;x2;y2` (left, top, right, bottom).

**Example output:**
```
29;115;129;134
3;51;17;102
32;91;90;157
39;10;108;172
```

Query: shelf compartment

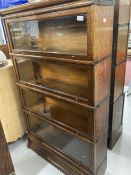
118;0;130;24
14;56;111;106
8;14;87;56
113;61;126;102
27;113;92;169
116;24;129;65
108;93;125;149
21;88;109;142
26;113;107;174
7;6;114;61
28;134;92;175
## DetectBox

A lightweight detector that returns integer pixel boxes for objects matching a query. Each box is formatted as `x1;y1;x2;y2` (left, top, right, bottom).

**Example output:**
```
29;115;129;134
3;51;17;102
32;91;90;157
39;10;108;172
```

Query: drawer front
28;136;90;175
21;88;109;141
114;61;126;102
116;25;129;64
28;123;107;174
26;113;93;172
6;6;113;60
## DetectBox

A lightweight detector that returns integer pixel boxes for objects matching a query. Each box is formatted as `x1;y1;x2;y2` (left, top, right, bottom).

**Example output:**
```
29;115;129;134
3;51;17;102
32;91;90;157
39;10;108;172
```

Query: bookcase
0;1;114;174
108;0;131;149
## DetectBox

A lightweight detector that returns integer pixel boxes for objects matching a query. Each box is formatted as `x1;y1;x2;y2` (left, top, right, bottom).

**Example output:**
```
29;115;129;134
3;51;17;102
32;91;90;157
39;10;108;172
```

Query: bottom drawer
28;135;91;175
26;113;107;174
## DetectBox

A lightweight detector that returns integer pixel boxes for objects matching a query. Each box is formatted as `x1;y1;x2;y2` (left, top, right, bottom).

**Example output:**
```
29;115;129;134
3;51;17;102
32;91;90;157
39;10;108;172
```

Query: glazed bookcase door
7;10;88;58
1;1;114;174
14;56;93;104
26;112;107;174
13;56;111;107
6;6;113;61
118;0;131;24
27;113;93;171
20;88;109;142
108;0;131;149
116;24;129;64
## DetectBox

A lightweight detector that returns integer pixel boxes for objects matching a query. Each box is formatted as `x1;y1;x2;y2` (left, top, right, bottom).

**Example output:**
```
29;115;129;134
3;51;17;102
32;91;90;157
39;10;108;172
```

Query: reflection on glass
23;89;93;138
16;58;89;100
117;25;129;59
28;114;92;168
9;15;87;55
9;21;40;49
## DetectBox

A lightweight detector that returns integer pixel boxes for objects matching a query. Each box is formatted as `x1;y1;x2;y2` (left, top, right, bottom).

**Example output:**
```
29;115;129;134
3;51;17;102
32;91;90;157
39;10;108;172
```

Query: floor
125;59;131;86
9;94;131;175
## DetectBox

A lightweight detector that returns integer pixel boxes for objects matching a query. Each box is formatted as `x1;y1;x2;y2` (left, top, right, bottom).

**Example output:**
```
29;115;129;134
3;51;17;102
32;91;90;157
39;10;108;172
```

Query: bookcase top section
0;0;114;16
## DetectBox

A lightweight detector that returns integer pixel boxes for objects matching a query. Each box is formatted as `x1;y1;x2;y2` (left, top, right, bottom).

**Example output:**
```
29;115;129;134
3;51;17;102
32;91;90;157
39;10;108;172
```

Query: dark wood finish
112;0;130;66
12;56;111;107
27;119;108;175
108;0;131;149
20;88;109;142
1;1;114;174
0;0;114;16
0;121;15;175
113;61;126;102
118;0;131;25
116;24;129;64
5;6;114;61
108;93;125;149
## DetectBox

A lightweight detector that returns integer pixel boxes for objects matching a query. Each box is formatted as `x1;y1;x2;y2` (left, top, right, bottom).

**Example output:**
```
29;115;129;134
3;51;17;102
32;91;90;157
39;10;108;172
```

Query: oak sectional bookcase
108;0;131;149
0;1;114;174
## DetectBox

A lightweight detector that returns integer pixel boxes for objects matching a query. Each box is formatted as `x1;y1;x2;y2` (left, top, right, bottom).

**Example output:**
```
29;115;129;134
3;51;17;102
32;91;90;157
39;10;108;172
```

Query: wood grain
94;58;111;106
22;88;109;142
27;115;108;174
91;6;114;60
108;0;130;149
15;57;111;106
108;94;125;149
118;0;131;24
114;61;126;102
1;1;113;174
5;5;114;61
116;25;129;64
0;122;15;175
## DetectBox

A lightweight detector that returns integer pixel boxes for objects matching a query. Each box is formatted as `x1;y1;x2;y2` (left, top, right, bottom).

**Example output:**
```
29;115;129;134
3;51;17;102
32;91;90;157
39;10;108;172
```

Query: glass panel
112;95;124;133
23;89;94;139
119;0;130;24
9;14;87;56
28;114;92;168
116;25;129;63
16;58;90;101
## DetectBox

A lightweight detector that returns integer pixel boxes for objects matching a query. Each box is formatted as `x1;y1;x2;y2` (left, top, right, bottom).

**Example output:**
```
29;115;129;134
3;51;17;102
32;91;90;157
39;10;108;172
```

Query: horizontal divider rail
25;109;95;145
10;52;112;66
